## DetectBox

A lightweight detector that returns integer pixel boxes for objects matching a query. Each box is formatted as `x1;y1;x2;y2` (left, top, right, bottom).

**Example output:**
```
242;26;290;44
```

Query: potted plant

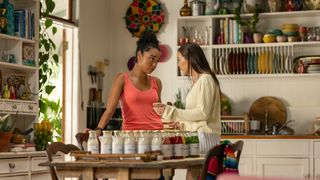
234;0;261;43
0;113;15;152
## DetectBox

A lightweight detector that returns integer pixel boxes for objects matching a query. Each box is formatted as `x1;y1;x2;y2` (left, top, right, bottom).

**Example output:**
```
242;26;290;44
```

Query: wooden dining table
39;157;205;180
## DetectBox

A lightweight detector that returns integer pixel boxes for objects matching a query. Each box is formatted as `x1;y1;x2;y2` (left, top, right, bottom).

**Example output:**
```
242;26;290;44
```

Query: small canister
190;0;205;16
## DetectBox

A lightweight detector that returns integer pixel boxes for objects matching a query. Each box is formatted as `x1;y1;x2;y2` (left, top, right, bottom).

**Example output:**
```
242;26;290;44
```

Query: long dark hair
178;43;220;91
135;31;160;62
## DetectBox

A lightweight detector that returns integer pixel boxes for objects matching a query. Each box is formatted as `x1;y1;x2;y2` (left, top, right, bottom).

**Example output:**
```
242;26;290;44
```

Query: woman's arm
97;73;125;130
162;77;217;122
154;77;162;102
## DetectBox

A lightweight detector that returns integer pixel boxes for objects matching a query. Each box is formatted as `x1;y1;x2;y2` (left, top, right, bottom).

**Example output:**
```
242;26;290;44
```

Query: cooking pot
190;0;205;16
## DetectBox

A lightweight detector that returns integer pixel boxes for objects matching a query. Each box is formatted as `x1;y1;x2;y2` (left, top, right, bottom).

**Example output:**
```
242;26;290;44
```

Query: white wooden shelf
177;73;320;79
0;61;37;73
211;41;320;48
0;33;37;44
177;10;320;20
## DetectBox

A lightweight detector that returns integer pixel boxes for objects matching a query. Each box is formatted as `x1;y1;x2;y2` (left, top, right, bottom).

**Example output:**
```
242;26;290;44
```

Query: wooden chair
75;132;89;151
200;140;244;180
46;142;80;180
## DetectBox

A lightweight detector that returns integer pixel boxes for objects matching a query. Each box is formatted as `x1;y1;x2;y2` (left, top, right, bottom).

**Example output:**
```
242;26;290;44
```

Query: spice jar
162;131;173;160
124;130;136;154
87;130;99;154
151;130;162;152
181;131;189;158
99;130;112;154
112;130;124;154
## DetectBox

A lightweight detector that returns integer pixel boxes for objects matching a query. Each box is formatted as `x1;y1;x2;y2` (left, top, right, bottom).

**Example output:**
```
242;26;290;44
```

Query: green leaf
53;54;59;64
46;0;56;13
52;27;57;35
45;19;53;28
45;85;56;94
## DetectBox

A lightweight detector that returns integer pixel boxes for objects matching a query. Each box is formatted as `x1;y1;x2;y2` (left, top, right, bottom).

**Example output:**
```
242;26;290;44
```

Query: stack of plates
307;64;320;73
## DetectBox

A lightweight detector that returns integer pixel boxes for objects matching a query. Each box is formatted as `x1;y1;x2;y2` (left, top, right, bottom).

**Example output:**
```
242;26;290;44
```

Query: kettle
190;0;205;16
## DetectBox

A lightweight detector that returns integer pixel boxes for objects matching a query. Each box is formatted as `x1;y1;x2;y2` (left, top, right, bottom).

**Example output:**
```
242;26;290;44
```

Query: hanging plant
39;0;61;140
234;0;261;33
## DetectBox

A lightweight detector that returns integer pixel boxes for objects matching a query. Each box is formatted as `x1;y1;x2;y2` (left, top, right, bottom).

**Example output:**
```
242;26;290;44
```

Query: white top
162;74;221;135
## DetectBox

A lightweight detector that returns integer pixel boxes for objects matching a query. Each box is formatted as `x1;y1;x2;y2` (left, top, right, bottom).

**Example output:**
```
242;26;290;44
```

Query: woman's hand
153;102;166;116
169;121;184;130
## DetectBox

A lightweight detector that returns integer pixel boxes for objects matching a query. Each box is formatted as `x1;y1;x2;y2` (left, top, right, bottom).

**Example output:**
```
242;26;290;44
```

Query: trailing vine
39;0;61;140
234;0;261;33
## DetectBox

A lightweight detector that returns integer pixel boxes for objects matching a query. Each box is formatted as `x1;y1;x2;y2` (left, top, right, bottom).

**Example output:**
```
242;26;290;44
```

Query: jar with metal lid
112;130;124;154
124;130;136;154
138;130;151;153
190;0;205;16
87;130;99;154
181;131;189;158
161;131;173;160
99;130;112;154
151;130;162;152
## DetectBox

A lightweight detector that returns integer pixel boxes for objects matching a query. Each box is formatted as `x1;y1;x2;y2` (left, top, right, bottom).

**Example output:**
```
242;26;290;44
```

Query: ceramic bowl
276;35;287;42
263;34;276;43
287;36;299;42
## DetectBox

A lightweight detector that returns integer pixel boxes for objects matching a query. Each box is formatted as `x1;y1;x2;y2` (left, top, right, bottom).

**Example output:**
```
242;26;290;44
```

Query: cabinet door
256;158;309;178
238;157;252;176
315;158;320;179
0;175;28;180
31;173;51;180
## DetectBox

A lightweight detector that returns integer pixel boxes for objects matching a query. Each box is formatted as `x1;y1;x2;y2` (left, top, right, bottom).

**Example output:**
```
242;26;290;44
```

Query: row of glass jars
87;130;200;159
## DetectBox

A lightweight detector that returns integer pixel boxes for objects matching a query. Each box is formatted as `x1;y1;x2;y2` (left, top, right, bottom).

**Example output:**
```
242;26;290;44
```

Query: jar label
162;144;173;158
101;144;112;154
189;143;199;155
138;144;150;153
112;144;124;154
125;144;137;154
87;144;99;154
151;144;162;151
173;144;184;157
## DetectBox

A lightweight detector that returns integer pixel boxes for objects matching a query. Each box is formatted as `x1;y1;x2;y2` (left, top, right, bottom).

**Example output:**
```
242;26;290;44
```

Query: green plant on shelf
234;0;261;33
0;113;15;132
174;89;185;109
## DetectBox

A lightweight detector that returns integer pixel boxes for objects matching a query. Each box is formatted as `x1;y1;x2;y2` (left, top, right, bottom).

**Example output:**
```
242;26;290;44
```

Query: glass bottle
124;130;136;154
112;130;124;154
138;130;150;153
99;130;112;154
151;130;162;152
182;131;189;158
162;131;173;160
189;131;200;157
87;130;99;154
173;131;184;159
180;0;192;16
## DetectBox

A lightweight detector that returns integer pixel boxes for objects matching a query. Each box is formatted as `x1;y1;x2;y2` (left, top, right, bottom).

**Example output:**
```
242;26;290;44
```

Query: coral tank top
120;73;163;130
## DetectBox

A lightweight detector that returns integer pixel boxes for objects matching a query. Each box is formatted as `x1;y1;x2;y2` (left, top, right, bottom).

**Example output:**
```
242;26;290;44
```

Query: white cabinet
256;158;310;178
315;159;320;179
238;157;253;176
0;152;51;180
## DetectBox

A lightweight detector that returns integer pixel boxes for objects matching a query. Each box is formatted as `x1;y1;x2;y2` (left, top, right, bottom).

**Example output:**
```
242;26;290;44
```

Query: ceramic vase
0;131;13;152
253;32;263;43
180;0;192;16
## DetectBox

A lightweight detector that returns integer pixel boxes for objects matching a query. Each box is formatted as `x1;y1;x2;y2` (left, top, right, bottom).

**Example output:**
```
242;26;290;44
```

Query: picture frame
1;73;27;99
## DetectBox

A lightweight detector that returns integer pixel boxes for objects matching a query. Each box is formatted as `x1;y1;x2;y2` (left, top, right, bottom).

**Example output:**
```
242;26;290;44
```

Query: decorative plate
124;0;165;38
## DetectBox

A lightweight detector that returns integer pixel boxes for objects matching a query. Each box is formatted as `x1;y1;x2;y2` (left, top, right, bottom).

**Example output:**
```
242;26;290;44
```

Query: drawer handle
8;163;15;169
12;104;17;109
28;105;33;110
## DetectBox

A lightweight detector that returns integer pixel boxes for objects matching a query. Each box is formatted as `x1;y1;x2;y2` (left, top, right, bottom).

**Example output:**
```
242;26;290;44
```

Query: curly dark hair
135;31;160;62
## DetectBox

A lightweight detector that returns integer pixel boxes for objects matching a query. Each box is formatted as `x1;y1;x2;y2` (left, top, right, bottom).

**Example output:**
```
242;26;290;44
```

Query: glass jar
173;131;184;159
112;130;124;154
188;131;200;157
124;130;136;154
151;130;162;152
161;131;173;160
181;131;189;158
138;130;150;153
87;130;99;154
99;130;112;154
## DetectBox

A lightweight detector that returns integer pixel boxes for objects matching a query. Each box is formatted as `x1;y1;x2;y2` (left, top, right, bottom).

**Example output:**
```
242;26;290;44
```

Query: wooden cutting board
249;96;287;132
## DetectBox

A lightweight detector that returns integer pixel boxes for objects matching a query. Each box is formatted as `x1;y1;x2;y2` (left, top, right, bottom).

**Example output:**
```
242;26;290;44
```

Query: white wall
79;0;320;134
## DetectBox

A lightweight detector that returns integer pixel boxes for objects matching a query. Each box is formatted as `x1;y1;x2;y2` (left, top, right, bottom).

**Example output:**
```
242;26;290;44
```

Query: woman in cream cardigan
154;43;221;154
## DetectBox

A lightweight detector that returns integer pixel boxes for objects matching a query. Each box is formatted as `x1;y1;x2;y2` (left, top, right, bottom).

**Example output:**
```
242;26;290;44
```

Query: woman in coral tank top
93;31;163;135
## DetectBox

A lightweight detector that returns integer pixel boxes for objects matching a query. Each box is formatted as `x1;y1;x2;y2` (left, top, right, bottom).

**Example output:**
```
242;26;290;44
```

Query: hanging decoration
124;0;165;38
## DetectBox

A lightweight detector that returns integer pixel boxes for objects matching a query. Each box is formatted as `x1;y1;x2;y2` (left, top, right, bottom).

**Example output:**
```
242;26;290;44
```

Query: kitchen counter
222;134;320;139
